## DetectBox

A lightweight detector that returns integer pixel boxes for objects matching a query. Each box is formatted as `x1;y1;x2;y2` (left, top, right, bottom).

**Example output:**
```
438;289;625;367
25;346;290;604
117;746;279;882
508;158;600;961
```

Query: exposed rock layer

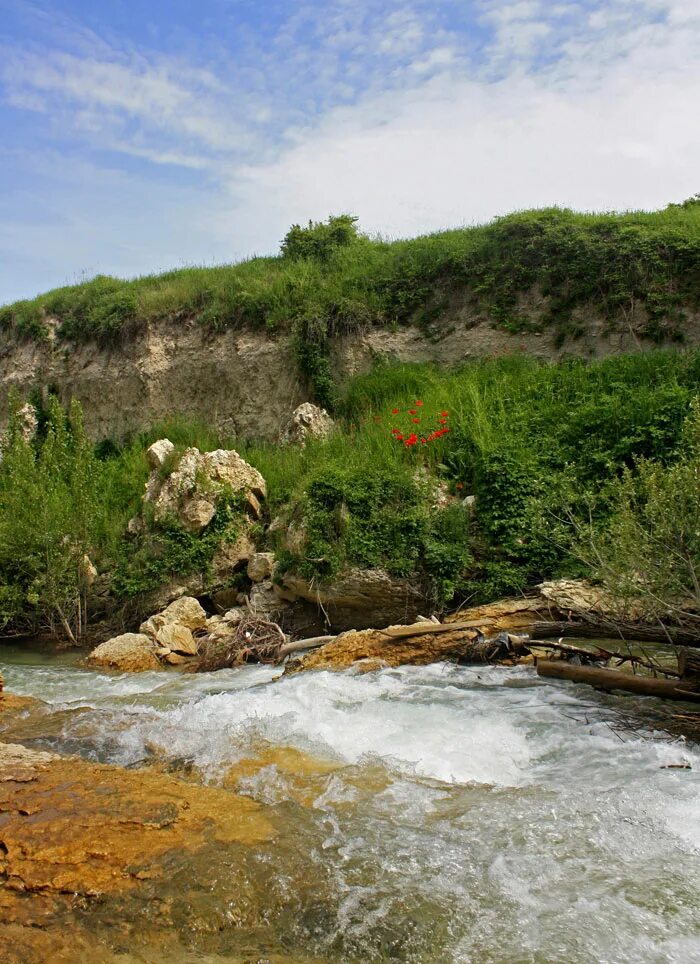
0;310;684;442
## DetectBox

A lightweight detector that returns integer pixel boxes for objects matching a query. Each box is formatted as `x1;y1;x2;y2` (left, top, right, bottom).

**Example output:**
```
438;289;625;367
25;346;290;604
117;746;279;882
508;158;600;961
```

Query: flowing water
2;643;700;963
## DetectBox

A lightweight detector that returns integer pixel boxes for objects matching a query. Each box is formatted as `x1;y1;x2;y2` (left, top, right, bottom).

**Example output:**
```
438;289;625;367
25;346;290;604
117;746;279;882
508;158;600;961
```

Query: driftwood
679;647;700;683
278;635;335;658
536;660;700;703
378;620;488;639
530;620;700;647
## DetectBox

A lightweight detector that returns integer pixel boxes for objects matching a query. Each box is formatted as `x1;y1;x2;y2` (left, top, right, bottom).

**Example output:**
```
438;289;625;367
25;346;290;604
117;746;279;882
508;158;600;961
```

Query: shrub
281;214;361;261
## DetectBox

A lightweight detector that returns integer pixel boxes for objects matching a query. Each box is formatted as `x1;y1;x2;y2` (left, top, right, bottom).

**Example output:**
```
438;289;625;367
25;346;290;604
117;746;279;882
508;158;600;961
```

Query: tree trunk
536;659;700;703
530;621;700;647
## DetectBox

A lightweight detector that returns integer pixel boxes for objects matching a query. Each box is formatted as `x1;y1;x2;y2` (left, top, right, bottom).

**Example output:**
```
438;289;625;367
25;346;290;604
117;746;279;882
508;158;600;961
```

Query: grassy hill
3;202;700;407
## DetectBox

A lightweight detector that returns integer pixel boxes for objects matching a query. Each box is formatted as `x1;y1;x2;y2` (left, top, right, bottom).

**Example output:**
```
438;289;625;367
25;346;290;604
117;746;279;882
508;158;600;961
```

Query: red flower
392;408;399;415
439;418;447;424
396;434;404;441
441;411;449;417
412;418;420;424
409;409;417;415
416;400;424;406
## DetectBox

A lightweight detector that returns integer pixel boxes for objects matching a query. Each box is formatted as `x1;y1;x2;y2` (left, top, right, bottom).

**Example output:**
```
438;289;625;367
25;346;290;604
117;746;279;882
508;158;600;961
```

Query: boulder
142;444;266;535
279;567;428;631
88;633;160;672
283;403;335;446
139;596;207;658
247;552;276;583
248;579;291;617
146;438;175;470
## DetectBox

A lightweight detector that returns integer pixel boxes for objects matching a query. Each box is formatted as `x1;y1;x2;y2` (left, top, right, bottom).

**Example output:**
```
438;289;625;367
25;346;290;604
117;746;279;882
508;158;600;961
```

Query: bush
281;214;361;261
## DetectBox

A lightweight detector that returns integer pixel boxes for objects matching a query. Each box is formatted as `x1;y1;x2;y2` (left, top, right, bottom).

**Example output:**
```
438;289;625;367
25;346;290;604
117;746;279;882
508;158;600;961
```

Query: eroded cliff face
1;303;694;442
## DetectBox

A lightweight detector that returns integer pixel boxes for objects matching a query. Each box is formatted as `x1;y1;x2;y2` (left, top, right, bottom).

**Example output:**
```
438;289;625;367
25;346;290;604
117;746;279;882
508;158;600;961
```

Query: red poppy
412;418;420;424
391;408;399;415
396;434;404;441
409;409;417;415
439;418;447;424
441;411;449;417
416;400;424;406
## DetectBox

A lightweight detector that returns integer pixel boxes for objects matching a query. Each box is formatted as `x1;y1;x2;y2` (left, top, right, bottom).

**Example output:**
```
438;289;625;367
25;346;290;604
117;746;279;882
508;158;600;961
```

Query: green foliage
112;493;244;598
286;463;471;603
281;214;361;261
5;202;700;375
0;395;101;639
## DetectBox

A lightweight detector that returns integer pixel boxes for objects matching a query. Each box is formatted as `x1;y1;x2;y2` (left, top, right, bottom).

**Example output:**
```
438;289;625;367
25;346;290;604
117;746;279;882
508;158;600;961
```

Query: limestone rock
288;623;483;674
88;633;160;672
283;403;335;446
140;596;207;639
247;552;276;583
155;622;198;655
248;579;291;617
142;443;266;536
280;567;428;631
211;531;256;580
146;438;175;470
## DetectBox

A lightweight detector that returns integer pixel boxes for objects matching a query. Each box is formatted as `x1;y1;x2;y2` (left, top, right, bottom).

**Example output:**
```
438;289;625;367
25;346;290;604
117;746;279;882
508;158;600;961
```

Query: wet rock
0;741;273;950
287;624;483;673
247;551;276;583
283;402;335;446
88;633;160;672
280;567;428;631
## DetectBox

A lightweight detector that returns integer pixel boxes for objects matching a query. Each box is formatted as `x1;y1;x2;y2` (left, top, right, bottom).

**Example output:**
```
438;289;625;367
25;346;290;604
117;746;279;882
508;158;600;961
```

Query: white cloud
1;0;699;301
215;2;700;251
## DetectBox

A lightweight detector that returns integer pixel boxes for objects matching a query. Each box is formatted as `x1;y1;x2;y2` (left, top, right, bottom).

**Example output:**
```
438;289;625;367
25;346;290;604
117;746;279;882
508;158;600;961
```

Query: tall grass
4;204;700;353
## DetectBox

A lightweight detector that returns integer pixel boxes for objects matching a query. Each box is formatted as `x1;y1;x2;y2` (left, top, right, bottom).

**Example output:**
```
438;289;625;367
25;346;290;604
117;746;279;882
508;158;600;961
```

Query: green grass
4;347;700;635
4;203;700;406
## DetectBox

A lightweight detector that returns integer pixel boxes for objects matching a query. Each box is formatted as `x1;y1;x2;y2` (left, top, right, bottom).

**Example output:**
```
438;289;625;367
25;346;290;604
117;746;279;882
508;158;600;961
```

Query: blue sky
1;0;699;303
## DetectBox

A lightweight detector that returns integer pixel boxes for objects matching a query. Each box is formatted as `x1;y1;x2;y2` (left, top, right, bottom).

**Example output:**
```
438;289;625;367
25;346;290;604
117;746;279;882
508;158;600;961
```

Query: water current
1;644;700;963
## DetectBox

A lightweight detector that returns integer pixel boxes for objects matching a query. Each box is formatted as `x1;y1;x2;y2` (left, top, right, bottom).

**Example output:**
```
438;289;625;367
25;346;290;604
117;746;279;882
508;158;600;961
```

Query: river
1;643;700;963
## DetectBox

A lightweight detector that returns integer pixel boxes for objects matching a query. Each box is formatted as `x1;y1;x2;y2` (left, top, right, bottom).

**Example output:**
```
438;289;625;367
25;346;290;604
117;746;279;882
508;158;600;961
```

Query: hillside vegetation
2;349;700;640
3;201;700;408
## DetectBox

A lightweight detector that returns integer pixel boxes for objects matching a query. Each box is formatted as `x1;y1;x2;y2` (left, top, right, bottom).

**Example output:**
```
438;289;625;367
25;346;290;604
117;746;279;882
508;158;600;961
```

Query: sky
1;0;699;304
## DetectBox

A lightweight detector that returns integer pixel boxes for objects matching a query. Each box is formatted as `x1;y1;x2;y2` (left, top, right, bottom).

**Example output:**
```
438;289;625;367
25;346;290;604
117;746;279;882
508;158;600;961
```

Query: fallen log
278;635;336;658
378;620;487;639
679;647;700;683
536;659;700;703
530;620;700;647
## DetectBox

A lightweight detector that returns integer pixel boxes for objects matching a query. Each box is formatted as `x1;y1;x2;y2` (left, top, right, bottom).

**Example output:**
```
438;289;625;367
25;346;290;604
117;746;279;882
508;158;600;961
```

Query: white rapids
2;650;700;963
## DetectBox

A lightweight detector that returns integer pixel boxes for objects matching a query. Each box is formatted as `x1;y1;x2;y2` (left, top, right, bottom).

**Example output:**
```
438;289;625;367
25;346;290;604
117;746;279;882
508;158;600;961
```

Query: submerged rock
88;632;160;672
0;740;273;961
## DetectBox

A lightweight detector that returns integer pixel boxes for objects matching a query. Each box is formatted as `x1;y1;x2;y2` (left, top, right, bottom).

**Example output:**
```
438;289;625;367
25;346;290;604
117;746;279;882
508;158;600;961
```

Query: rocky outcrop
279;567;429;631
0;308;687;445
143;442;266;534
88;632;160;672
283;402;335;446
